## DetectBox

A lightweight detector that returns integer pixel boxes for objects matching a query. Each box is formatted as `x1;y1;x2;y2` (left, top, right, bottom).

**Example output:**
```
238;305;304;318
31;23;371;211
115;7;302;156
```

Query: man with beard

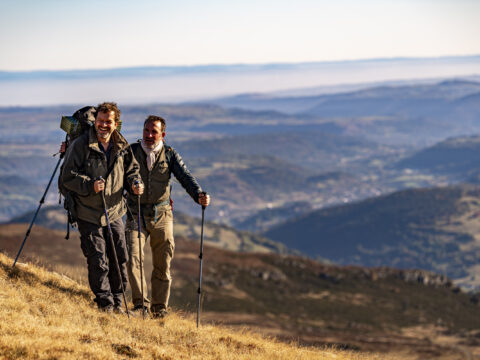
60;102;143;313
126;115;210;318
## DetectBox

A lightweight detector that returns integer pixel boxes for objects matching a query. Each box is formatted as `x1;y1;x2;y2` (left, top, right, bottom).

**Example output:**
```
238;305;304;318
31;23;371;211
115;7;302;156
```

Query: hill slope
2;224;480;358
396;135;480;181
0;252;366;360
265;185;480;288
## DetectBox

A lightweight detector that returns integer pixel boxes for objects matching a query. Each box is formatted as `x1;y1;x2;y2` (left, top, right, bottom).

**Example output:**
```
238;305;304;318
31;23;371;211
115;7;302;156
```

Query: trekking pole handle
134;179;143;192
200;191;207;210
54;135;69;158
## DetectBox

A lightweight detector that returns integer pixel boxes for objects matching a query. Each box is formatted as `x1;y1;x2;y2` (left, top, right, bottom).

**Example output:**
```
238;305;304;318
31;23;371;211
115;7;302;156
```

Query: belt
141;200;170;223
141;200;170;211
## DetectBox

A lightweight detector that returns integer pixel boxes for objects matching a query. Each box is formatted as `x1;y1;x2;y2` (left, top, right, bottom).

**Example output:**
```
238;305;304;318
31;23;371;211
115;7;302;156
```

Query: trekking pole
196;192;207;328
12;152;64;268
135;180;145;319
99;177;130;319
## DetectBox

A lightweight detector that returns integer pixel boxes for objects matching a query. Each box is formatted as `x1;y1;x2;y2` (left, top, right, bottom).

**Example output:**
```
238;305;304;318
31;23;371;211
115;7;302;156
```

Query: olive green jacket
126;141;202;218
61;127;140;226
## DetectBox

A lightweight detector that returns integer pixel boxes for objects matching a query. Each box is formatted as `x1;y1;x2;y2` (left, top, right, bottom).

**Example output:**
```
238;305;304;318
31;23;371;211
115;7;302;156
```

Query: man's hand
132;181;144;195
93;179;105;193
59;141;66;154
198;193;210;207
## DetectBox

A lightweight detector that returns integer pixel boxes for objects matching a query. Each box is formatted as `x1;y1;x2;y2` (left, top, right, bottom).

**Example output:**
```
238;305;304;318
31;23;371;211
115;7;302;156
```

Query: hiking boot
151;308;168;319
113;305;126;315
132;305;150;318
99;304;114;313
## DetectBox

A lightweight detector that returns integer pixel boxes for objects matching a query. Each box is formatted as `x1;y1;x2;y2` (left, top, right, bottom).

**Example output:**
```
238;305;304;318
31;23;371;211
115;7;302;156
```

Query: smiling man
126;115;210;318
60;102;143;313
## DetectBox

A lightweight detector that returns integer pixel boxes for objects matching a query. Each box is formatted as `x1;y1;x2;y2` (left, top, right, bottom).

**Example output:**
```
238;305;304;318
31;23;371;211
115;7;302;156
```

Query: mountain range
210;79;480;146
2;77;480;292
2;77;480;228
1;55;479;106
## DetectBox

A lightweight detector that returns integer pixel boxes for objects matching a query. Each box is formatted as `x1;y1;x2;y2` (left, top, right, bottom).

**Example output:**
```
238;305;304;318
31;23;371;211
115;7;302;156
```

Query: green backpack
58;106;97;236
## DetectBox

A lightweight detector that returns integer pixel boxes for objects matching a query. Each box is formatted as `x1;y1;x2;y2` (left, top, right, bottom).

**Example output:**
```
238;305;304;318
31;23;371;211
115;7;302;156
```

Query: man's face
95;110;117;141
143;121;164;149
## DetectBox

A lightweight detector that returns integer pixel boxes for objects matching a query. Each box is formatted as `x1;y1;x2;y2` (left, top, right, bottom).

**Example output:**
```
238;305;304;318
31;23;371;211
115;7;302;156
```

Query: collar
88;126;129;153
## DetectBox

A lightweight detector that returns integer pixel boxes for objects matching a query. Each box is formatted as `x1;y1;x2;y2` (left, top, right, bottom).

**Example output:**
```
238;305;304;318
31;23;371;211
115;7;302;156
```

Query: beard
143;138;160;149
97;132;110;139
96;126;113;141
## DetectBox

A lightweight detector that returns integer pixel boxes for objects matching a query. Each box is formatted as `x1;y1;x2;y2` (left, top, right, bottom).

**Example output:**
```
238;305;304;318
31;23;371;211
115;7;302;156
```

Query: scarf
141;139;163;171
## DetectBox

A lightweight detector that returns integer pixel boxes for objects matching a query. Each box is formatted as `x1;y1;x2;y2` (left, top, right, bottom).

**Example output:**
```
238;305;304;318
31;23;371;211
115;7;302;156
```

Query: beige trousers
126;209;174;311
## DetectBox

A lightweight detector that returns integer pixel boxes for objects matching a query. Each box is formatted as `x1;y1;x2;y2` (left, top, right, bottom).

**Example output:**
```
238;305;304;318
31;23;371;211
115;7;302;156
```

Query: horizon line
1;54;480;74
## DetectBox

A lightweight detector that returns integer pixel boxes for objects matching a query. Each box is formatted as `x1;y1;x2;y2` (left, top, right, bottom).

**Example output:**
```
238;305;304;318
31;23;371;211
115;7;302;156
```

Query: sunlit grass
0;252;397;359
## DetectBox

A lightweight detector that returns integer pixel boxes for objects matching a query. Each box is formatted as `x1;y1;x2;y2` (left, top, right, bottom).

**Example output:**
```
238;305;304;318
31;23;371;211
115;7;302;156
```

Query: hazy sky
0;0;479;71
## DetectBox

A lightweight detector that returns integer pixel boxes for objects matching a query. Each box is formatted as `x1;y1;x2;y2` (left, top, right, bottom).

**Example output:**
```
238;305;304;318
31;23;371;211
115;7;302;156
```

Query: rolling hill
304;80;480;117
265;184;480;289
1;224;480;358
210;79;480;146
0;103;405;225
1;79;478;228
213;79;480;117
395;135;480;180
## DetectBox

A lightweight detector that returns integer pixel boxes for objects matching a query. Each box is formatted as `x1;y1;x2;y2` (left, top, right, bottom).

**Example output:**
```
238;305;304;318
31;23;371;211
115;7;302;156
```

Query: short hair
144;115;166;132
96;102;121;123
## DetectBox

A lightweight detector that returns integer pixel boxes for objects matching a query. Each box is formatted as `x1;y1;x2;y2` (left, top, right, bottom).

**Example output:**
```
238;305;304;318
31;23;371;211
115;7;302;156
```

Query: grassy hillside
0;252;380;360
2;224;480;358
265;185;480;288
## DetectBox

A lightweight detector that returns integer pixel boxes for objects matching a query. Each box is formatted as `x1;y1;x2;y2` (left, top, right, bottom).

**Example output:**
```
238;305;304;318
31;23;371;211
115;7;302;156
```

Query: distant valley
2;76;480;294
4;77;479;225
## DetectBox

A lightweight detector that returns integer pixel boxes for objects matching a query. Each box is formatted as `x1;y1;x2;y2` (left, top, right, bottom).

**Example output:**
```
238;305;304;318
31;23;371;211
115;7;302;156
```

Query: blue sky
0;0;479;71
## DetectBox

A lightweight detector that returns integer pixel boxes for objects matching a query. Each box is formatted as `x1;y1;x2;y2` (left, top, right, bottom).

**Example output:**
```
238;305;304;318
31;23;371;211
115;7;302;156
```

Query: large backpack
58;106;97;237
60;106;97;141
58;106;96;196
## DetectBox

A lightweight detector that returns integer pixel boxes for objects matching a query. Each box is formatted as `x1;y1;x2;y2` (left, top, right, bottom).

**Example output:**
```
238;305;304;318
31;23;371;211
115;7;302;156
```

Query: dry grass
0;252;397;360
